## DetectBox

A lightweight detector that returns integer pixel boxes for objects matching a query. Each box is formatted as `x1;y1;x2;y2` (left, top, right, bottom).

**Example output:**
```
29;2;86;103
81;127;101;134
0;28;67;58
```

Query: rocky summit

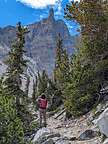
0;8;77;75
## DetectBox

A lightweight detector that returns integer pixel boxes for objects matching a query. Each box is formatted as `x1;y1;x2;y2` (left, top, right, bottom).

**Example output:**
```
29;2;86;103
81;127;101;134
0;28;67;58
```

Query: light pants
39;108;46;127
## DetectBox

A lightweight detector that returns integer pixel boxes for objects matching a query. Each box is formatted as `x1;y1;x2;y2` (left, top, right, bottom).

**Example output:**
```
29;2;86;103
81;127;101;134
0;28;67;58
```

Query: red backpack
39;98;47;109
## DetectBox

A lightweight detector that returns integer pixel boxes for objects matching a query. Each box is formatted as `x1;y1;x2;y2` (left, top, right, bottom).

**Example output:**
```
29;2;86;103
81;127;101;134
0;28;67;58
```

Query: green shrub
0;94;25;144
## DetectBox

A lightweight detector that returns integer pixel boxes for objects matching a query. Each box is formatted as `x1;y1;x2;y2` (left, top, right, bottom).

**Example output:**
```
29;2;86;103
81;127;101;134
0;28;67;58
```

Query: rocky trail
31;104;108;144
47;110;101;144
28;101;108;144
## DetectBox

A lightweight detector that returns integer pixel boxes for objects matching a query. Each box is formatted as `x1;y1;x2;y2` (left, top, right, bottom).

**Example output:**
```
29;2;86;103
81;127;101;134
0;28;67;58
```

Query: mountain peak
49;8;54;17
0;10;76;75
48;8;54;21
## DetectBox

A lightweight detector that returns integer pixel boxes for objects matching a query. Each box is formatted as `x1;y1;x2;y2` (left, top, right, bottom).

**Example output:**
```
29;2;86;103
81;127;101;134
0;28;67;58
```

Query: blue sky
0;0;79;35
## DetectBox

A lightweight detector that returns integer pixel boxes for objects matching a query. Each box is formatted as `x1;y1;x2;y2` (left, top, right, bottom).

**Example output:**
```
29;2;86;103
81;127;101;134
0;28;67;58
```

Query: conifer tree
37;71;57;103
54;34;70;92
37;70;48;96
32;76;37;101
25;75;30;97
45;78;58;102
0;78;25;144
4;22;28;107
54;34;63;89
64;0;108;116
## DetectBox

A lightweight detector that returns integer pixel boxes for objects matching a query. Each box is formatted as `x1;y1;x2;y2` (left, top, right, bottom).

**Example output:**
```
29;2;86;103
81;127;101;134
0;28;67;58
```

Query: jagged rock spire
48;8;55;21
49;8;54;17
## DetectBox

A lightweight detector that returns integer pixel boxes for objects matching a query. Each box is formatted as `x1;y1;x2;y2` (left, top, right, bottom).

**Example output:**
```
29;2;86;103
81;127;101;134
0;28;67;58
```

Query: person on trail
38;93;48;127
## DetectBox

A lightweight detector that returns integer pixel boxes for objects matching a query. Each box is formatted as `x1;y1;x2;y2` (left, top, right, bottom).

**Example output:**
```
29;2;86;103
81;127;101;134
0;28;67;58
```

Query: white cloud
69;0;80;2
74;0;80;2
58;0;62;15
16;0;60;8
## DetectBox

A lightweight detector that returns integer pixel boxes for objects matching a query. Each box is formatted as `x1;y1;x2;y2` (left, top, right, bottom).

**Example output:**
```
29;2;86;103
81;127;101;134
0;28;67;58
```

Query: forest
0;0;108;143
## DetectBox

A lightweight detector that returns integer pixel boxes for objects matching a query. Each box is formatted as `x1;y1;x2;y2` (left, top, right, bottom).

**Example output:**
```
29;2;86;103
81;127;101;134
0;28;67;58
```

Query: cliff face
0;9;76;75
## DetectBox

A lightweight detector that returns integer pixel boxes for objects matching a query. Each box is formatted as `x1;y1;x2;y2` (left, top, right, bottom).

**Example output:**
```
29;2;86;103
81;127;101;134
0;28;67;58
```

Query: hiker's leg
39;109;42;127
43;109;47;127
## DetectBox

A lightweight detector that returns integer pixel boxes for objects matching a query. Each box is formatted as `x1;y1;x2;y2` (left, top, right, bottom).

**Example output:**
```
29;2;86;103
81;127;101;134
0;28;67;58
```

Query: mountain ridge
0;8;78;75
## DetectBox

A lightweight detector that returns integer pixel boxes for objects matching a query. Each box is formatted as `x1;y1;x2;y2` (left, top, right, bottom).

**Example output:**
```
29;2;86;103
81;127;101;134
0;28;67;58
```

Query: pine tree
55;34;64;69
25;75;30;96
62;49;70;84
3;22;34;135
37;70;48;96
0;78;25;144
54;34;70;92
32;76;37;101
4;22;28;107
45;78;58;103
54;34;63;87
65;0;108;86
37;71;57;104
64;0;108;116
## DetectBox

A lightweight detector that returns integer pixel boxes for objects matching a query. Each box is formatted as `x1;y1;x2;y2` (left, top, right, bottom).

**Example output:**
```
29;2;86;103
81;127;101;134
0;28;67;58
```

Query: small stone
69;137;77;141
66;124;69;128
78;130;98;141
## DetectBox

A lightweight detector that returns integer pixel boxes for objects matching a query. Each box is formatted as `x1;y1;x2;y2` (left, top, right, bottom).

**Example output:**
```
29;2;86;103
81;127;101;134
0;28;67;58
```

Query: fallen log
54;109;65;119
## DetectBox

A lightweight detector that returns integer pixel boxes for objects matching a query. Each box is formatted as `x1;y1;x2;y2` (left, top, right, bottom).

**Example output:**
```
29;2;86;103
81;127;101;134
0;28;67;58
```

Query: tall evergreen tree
37;71;57;104
25;75;30;97
0;78;25;144
32;76;37;101
37;70;48;96
54;34;70;92
4;22;28;107
64;0;108;116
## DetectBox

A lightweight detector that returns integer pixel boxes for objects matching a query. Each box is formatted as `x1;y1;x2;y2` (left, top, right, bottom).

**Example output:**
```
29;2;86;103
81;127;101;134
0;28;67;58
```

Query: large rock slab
103;138;108;144
94;108;108;137
32;128;61;144
32;128;51;143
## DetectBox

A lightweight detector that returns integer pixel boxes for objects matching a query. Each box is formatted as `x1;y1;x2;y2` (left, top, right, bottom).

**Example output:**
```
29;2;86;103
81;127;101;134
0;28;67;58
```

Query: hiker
38;93;48;127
